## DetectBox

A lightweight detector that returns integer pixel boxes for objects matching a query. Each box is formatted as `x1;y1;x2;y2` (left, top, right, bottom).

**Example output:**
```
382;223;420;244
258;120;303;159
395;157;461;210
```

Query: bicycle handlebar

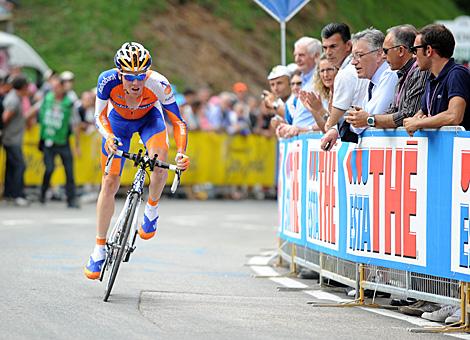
105;149;182;194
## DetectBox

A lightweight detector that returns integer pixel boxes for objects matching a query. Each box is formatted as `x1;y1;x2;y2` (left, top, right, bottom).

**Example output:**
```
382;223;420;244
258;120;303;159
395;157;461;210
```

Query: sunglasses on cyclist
122;73;147;82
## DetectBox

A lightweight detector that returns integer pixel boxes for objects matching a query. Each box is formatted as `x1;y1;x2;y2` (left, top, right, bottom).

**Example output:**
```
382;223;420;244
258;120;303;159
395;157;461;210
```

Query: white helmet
114;42;152;73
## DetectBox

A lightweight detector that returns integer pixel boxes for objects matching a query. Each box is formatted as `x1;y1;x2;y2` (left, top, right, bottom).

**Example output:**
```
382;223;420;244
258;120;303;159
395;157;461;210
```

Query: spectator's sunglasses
382;45;403;55
409;44;427;55
290;81;302;86
122;73;147;81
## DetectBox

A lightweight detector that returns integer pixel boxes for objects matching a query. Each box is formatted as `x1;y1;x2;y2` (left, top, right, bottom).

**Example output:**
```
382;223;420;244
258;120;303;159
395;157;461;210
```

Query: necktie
368;81;374;101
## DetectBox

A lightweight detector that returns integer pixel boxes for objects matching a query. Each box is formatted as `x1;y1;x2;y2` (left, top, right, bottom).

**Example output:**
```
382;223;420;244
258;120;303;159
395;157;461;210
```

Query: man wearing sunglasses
345;25;429;129
403;24;470;136
85;42;190;279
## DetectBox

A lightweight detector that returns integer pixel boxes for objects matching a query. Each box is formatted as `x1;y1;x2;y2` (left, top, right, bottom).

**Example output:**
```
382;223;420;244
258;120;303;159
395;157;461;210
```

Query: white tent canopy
0;31;49;74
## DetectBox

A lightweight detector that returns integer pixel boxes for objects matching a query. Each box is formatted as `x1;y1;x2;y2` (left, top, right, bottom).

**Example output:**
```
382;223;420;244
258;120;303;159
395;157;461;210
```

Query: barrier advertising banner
451;137;470;276
279;129;470;282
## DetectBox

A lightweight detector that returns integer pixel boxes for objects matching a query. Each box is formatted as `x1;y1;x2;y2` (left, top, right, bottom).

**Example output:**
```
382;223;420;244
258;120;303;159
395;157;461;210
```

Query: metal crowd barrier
279;241;460;306
277;128;470;333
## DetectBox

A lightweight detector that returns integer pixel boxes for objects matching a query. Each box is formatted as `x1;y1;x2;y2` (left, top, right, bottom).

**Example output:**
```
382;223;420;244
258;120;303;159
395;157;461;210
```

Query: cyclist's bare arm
146;72;190;169
94;71;121;153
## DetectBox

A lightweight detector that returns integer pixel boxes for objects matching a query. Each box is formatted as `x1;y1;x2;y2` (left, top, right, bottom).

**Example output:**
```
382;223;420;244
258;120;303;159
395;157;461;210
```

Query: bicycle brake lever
170;169;181;194
149;154;158;171
134;149;143;167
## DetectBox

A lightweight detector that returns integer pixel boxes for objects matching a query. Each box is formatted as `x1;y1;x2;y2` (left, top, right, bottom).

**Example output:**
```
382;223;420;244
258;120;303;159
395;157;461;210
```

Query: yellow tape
0;128;276;187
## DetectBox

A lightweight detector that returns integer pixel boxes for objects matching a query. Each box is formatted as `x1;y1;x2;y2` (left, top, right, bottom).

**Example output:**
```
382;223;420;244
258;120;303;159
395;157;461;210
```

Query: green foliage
14;0;165;92
195;0;267;31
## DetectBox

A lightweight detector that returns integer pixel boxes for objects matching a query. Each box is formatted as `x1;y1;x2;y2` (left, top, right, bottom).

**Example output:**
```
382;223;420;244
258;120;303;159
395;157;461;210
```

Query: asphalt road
0;198;460;339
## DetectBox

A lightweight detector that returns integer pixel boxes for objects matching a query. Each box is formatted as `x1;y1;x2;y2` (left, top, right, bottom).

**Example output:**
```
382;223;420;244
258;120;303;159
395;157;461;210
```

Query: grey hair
351;28;385;50
294;36;322;56
386;24;417;48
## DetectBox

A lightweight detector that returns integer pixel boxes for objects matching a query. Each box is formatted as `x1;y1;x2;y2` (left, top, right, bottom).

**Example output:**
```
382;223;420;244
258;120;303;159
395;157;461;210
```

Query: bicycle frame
106;167;146;257
100;148;182;301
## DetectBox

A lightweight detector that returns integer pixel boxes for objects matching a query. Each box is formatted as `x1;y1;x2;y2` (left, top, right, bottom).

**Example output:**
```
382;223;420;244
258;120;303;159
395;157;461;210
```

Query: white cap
267;65;290;80
60;70;75;81
286;63;298;76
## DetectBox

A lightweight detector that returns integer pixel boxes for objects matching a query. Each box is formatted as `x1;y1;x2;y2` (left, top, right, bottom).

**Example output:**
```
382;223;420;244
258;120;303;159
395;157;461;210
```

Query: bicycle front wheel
103;192;139;302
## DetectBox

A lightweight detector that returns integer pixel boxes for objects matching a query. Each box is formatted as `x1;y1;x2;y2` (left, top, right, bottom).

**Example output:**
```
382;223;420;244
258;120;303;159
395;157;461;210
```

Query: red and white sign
451;138;470;274
305;139;339;250
281;140;302;239
344;137;428;266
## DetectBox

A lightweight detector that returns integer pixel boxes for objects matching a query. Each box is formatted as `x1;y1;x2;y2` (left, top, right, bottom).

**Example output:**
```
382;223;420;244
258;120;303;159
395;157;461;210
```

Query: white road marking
50;218;94;224
247;255;277;266
248;252;470;339
2;219;34;226
1;218;94;226
250;265;279;277
271;277;308;288
305;290;349;303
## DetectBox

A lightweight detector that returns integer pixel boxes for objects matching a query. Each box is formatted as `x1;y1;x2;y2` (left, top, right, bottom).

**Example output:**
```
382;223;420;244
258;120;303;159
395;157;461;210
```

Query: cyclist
84;42;190;279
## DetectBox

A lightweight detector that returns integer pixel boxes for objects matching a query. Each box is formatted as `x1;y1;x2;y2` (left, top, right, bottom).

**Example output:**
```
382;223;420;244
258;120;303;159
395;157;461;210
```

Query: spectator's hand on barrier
345;108;368;128
276;123;299;139
276;123;289;138
105;135;122;154
403;113;426;137
321;128;339;151
287;125;300;138
175;152;190;171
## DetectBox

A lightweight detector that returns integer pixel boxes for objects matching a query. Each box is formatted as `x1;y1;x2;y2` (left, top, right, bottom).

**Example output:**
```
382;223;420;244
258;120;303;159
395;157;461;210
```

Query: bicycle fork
123;197;142;262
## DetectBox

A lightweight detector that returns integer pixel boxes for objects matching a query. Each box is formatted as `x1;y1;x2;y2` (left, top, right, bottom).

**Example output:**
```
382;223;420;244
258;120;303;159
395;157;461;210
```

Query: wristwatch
367;115;376;127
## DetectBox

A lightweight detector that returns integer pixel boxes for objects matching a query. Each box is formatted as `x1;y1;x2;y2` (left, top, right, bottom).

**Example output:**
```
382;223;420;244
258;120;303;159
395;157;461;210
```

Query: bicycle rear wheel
103;192;139;302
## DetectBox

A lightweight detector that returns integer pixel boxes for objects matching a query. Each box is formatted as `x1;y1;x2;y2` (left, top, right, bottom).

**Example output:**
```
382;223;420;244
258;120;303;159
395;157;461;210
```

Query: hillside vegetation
13;0;464;93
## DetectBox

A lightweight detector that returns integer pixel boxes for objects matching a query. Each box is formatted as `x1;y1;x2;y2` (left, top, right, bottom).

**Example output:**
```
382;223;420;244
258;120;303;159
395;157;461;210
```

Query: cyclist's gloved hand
175;152;190;171
105;135;122;154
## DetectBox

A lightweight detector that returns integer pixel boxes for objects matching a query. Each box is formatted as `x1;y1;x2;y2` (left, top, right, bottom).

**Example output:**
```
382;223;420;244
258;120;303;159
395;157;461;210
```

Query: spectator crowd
1;21;470;207
260;21;470;326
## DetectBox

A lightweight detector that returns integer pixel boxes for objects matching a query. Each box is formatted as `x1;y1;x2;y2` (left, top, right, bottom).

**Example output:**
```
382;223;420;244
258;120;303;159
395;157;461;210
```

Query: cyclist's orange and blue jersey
94;68;187;175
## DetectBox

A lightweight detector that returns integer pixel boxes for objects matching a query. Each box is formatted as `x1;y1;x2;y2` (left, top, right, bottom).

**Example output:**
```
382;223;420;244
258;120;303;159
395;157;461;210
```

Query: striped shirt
384;58;430;127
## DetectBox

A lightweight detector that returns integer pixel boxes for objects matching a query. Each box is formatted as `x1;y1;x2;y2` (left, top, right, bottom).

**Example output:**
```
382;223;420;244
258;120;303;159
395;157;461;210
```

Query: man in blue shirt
404;24;470;135
276;36;322;138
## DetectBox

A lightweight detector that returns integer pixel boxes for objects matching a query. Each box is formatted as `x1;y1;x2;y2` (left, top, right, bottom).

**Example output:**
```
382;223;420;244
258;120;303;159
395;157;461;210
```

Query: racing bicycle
100;148;181;302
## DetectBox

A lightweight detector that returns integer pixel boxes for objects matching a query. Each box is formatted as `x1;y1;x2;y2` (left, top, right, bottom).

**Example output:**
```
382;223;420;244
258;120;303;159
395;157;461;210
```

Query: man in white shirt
344;28;398;134
319;23;369;150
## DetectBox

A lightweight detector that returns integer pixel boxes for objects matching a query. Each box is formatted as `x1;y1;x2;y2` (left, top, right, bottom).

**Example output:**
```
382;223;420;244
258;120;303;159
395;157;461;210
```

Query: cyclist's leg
138;107;168;239
96;111;135;239
147;130;169;202
85;110;135;279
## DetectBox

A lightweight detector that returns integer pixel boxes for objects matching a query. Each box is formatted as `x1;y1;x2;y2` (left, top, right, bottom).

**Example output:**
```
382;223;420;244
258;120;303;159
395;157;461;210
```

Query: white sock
145;202;159;221
91;245;106;261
